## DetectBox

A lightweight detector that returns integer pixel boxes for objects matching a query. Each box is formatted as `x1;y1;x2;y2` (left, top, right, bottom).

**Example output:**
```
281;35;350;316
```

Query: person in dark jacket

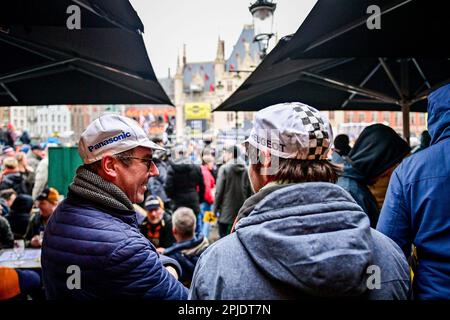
147;149;170;207
215;145;252;238
41;114;187;300
165;146;205;215
337;124;410;227
7;194;33;239
412;130;431;154
24;188;59;248
0;157;29;195
19;131;31;145
163;207;209;287
190;102;410;300
139;195;175;251
377;84;450;300
331;134;352;164
0;188;17;217
0;215;13;249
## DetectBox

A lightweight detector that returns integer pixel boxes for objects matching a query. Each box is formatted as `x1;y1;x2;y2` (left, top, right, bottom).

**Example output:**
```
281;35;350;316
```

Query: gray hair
172;207;196;239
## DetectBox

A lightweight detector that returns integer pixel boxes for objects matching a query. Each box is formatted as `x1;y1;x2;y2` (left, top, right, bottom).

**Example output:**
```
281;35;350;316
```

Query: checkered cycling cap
245;102;333;160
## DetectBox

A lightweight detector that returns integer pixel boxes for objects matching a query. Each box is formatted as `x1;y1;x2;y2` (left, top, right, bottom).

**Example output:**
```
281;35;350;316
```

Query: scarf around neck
69;166;134;211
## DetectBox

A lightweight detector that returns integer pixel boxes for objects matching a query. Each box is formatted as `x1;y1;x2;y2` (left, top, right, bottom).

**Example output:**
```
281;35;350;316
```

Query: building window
383;112;390;123
348;112;354;123
396;112;402;126
358;113;365;122
328;111;335;121
372;112;378;122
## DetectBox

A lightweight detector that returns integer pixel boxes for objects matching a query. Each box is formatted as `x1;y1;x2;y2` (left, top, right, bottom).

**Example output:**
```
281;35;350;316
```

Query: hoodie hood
346;124;410;181
10;194;33;214
226;158;246;174
428;84;450;145
170;158;197;172
235;182;373;297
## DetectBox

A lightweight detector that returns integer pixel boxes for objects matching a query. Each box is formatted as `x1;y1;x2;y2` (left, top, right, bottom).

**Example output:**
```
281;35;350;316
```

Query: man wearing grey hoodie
189;102;410;300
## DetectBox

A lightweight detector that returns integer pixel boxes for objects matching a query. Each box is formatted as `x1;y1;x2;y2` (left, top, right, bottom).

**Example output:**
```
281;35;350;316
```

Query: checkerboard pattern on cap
245;102;333;160
293;105;331;160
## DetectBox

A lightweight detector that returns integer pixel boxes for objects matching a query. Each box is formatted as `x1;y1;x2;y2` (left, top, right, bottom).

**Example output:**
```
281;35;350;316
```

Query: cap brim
139;140;166;152
145;205;160;211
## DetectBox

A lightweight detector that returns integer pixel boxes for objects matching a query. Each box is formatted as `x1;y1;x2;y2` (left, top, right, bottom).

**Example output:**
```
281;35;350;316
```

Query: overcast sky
130;0;317;78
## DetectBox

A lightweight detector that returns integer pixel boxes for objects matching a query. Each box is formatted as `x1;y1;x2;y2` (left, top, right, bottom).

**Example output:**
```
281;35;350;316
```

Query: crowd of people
0;83;448;300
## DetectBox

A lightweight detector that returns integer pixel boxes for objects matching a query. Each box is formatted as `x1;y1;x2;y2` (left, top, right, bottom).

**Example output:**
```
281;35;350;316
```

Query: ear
101;155;118;179
172;227;177;236
259;149;272;171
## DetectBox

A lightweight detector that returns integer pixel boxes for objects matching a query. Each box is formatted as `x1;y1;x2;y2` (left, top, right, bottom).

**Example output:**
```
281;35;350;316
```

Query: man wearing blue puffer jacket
377;83;450;300
41;114;188;300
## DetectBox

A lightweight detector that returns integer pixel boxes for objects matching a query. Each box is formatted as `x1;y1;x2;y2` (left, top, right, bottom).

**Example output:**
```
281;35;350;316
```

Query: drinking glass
13;239;25;265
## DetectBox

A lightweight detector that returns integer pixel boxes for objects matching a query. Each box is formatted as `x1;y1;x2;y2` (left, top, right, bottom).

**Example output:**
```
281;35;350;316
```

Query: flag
209;83;215;92
204;73;209;81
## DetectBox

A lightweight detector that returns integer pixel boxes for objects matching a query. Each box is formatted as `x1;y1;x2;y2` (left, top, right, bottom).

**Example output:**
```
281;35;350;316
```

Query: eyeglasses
115;156;155;170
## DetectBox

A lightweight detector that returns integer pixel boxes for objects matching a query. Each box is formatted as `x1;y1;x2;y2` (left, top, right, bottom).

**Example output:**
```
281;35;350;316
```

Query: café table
0;248;41;269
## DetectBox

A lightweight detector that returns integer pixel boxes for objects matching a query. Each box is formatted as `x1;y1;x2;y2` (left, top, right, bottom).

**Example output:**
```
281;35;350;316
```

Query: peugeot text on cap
246;102;333;160
78;114;165;164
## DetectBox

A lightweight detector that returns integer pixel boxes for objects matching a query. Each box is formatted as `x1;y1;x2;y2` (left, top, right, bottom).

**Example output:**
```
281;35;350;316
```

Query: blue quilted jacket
41;192;188;300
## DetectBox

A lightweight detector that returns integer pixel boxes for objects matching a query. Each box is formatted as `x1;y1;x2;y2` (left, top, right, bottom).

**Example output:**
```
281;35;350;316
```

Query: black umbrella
0;0;172;106
215;0;450;142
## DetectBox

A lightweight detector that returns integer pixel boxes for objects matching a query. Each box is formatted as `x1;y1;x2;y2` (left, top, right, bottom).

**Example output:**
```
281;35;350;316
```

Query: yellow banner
185;103;211;120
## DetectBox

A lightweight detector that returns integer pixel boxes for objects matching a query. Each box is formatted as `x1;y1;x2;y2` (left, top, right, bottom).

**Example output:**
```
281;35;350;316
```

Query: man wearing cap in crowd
41;114;187;300
26;144;45;173
189;102;410;300
140;195;175;252
24;187;59;248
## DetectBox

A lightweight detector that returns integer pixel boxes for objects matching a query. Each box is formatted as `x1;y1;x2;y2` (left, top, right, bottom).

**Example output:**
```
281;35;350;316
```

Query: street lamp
249;0;277;59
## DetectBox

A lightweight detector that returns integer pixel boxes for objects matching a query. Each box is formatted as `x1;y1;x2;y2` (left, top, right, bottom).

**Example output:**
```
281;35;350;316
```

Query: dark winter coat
41;192;188;300
215;158;252;225
164;235;209;286
165;158;205;214
337;124;410;227
7;194;33;238
139;211;176;249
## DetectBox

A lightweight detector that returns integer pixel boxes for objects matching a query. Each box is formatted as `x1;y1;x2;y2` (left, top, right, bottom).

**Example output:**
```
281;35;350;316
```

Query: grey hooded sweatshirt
189;182;410;299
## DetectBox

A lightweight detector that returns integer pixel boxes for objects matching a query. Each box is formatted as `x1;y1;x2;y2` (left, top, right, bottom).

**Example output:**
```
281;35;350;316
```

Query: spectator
331;134;351;164
7;194;33;239
16;152;34;194
200;154;215;238
24;188;59;248
412;130;431;154
0;215;13;249
0;157;29;195
19;131;31;145
165;145;205;217
139;195;176;251
26;144;45;173
377;84;450;300
337;124;410;227
31;156;48;200
189;102;410;300
5;124;16;148
0;124;7;146
147;148;171;208
0;188;16;217
41;114;187;300
215;145;252;238
163;207;209;287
